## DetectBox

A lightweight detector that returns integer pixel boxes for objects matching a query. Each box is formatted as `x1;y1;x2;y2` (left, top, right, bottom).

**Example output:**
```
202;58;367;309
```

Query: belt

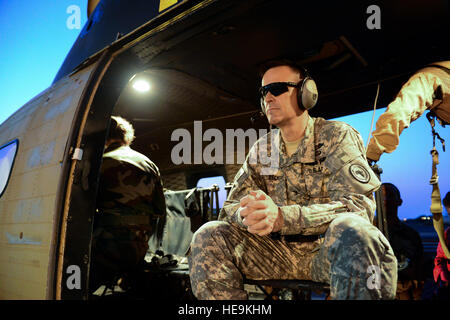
270;232;323;242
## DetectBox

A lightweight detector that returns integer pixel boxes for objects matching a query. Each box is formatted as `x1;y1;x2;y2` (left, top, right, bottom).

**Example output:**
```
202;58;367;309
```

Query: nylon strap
429;147;442;214
427;112;450;258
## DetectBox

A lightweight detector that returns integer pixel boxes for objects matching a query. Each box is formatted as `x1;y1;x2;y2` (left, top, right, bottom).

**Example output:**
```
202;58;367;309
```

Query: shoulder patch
349;164;370;183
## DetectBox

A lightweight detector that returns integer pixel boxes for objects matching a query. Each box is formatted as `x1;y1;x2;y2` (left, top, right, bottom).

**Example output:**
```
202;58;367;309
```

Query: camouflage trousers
188;214;397;300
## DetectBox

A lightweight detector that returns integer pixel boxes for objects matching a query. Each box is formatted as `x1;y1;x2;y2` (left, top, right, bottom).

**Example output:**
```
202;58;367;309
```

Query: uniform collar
278;115;316;165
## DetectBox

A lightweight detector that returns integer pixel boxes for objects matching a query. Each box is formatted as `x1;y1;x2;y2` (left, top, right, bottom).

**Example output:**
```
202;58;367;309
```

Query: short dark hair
108;116;135;146
258;59;305;79
444;192;450;207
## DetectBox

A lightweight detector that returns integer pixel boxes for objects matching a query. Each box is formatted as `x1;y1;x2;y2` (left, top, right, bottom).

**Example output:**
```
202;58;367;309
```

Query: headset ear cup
301;78;318;110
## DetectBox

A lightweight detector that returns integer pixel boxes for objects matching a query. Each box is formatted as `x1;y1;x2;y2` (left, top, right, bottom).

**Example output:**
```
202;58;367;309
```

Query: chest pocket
262;170;287;205
303;162;331;205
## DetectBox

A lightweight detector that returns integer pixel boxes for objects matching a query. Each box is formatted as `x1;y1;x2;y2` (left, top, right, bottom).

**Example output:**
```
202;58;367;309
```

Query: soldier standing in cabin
188;60;398;300
89;116;166;293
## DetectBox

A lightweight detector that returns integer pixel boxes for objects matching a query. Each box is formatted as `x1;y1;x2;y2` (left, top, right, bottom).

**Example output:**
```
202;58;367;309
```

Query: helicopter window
0;139;18;198
196;175;226;210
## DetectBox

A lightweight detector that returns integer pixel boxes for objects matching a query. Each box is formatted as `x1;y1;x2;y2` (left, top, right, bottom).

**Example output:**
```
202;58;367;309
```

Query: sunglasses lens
270;83;288;96
260;83;289;98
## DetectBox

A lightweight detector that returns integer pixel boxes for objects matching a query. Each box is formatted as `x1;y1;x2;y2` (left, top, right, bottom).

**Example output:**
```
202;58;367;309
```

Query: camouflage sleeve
280;125;380;236
366;68;443;161
218;151;265;228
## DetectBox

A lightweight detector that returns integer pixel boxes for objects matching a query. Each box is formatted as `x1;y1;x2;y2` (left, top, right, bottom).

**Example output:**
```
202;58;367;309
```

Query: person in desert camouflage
188;60;398;300
366;61;449;163
89;116;166;292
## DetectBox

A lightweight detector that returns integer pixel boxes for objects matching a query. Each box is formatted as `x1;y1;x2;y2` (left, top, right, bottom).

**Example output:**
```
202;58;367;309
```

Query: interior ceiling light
132;79;151;92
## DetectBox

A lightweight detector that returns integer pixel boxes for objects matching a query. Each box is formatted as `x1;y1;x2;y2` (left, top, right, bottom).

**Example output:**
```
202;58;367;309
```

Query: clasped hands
238;190;283;236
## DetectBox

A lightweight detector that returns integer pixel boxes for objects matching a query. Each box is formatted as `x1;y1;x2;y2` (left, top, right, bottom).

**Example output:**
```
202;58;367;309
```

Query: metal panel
0;64;96;299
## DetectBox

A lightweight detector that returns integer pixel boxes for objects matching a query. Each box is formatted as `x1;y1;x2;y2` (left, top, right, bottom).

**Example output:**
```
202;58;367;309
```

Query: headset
260;65;318;114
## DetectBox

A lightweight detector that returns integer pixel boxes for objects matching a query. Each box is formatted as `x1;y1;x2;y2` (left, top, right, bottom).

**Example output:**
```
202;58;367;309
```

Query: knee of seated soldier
191;220;231;247
328;214;379;246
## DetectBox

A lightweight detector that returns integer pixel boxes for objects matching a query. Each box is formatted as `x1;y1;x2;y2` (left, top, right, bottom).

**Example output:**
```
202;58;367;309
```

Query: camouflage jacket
96;144;166;234
219;116;380;236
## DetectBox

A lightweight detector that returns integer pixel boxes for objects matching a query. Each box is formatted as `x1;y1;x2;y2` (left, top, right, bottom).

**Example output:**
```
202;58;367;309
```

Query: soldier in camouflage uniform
90;116;166;292
188;61;398;299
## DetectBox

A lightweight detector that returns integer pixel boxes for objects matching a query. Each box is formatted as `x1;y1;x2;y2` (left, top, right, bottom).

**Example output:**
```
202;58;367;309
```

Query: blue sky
1;1;448;220
0;1;87;125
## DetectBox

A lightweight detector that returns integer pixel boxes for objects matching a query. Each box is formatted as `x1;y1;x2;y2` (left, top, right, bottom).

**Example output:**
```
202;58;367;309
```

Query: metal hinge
72;148;84;161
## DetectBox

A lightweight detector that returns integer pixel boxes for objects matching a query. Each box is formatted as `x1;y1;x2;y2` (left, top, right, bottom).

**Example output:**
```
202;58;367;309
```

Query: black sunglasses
259;82;299;98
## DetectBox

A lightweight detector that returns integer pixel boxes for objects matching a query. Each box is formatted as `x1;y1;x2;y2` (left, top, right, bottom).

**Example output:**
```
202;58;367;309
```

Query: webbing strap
426;112;446;151
427;114;450;258
429;147;442;214
427;111;445;215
